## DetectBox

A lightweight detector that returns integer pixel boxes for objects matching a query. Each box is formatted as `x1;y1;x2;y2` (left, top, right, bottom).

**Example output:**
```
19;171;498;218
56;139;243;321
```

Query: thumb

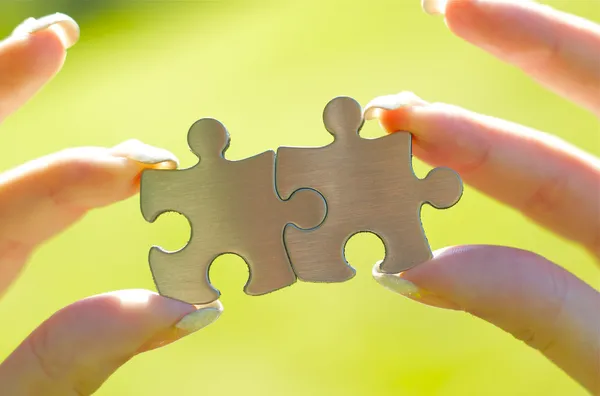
373;245;600;394
0;290;222;395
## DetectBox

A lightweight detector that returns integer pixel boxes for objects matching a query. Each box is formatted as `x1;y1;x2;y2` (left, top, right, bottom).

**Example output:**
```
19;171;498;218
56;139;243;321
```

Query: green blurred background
1;0;599;395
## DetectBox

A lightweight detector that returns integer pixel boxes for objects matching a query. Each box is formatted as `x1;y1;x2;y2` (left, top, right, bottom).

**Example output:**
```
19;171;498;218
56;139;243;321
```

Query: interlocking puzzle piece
140;118;327;304
276;96;463;279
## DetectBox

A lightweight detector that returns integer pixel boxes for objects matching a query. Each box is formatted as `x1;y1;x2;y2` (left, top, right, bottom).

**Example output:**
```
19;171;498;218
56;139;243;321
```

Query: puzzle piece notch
276;96;463;281
140;118;327;305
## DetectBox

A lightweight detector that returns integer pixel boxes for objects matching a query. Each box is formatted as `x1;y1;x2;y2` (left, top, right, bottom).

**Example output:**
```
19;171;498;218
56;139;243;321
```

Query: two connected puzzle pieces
140;96;463;304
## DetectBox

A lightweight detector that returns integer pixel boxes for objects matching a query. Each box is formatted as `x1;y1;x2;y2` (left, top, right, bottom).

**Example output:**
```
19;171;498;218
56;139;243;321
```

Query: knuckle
27;322;96;395
512;327;538;347
512;256;570;354
54;150;111;184
0;238;31;264
512;326;556;355
27;321;73;384
512;27;560;76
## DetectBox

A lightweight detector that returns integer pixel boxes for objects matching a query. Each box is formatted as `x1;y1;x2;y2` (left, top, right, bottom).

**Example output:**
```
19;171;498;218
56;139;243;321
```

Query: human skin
367;1;600;394
0;1;598;394
0;13;223;396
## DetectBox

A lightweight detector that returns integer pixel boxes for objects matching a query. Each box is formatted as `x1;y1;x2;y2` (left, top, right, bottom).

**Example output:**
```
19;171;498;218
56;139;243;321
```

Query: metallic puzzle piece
140;118;327;304
276;96;463;279
140;96;463;303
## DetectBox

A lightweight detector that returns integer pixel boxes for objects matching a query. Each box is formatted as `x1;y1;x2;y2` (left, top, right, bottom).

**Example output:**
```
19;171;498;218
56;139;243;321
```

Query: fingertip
371;260;463;310
442;0;497;39
11;13;80;50
363;91;428;133
174;303;223;334
0;290;207;394
46;14;80;49
0;29;65;86
80;289;198;330
422;0;448;16
77;289;207;348
137;298;223;353
110;139;180;170
371;261;422;296
400;245;573;318
400;245;600;391
402;245;503;292
0;13;79;121
3;13;80;77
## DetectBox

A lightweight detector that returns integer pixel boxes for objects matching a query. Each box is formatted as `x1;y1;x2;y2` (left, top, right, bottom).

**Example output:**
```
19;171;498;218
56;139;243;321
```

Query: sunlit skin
0;13;222;396
0;1;598;395
369;1;600;394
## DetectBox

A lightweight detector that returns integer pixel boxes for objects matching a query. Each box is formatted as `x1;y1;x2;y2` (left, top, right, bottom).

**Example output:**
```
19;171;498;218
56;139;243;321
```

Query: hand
0;14;222;395
365;1;600;394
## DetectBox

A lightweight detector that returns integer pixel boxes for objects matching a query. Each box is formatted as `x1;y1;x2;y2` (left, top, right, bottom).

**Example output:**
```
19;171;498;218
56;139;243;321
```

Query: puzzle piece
140;118;327;304
276;96;463;279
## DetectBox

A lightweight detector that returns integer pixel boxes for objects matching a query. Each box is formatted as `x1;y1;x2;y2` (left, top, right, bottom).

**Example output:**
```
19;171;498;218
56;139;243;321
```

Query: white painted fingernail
372;261;462;310
372;261;424;297
363;91;428;120
138;300;223;353
422;0;448;15
12;13;80;49
111;139;180;169
175;300;223;333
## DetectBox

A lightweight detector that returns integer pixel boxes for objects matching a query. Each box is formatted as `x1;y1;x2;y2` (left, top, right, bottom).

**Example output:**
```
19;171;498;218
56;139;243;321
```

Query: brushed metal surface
276;96;463;278
140;118;327;304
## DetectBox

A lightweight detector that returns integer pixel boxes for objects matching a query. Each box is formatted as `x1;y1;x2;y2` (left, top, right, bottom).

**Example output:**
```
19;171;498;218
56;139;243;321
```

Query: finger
0;13;79;122
373;245;600;394
0;289;222;395
0;140;179;296
363;92;600;258
421;0;600;116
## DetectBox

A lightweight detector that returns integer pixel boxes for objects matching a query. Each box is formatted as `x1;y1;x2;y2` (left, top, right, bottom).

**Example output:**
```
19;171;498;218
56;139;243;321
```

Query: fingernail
372;261;424;296
12;13;80;49
421;0;448;15
372;262;461;310
139;301;223;353
363;91;428;121
175;300;224;333
111;139;180;169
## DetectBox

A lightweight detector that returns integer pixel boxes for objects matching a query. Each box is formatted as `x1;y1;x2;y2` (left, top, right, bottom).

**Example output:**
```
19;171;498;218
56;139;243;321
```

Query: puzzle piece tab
140;118;327;304
276;96;463;279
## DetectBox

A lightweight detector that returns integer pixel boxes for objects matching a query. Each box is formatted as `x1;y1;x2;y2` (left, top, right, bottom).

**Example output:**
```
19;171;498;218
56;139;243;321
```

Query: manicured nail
138;301;223;353
111;139;180;169
12;13;80;49
372;261;424;297
363;91;428;121
421;0;448;15
175;300;224;333
372;262;461;310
